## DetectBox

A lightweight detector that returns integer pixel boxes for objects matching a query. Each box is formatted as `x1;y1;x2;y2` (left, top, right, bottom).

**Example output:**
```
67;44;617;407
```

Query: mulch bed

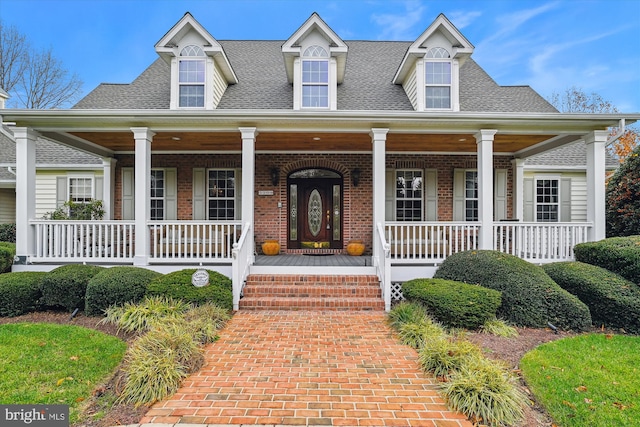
1;311;572;427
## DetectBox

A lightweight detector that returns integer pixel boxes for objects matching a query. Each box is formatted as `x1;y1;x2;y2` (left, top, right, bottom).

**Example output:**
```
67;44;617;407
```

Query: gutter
606;119;626;146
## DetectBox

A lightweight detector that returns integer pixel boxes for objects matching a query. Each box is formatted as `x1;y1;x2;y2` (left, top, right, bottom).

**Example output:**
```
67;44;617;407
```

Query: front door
288;169;343;250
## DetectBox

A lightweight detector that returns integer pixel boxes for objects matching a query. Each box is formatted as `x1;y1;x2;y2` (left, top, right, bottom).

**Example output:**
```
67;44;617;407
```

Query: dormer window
302;46;329;108
179;45;206;108
425;47;451;109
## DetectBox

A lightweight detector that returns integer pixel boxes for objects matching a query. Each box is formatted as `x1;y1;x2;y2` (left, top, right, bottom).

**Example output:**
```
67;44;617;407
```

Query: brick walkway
140;311;472;427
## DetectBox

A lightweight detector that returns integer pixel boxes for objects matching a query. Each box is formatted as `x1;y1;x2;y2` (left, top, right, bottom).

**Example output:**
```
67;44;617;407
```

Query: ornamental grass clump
418;334;484;379
183;302;231;344
387;301;429;330
397;319;445;350
480;318;519;338
117;321;204;406
101;295;191;333
441;357;528;427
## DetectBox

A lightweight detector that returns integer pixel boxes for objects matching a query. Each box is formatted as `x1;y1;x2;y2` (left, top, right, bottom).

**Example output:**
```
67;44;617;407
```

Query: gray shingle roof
74;40;556;113
524;141;618;169
0;132;102;167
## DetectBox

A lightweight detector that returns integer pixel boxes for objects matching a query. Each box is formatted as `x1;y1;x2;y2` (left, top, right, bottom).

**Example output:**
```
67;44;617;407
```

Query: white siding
35;172;59;218
570;174;587;221
402;69;418;110
0;188;16;223
211;62;228;109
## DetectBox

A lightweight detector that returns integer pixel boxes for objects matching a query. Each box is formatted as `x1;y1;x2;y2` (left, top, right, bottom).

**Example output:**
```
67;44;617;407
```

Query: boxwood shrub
402;278;501;329
40;264;104;311
544;261;640;334
0;242;16;273
0;224;16;243
434;250;591;331
146;269;232;310
0;272;46;316
85;267;161;316
574;236;640;284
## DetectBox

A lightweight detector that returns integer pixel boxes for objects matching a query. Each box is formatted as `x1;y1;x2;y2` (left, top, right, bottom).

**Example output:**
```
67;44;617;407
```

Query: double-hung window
69;177;93;204
150;169;165;221
207;169;235;220
302;45;329;108
179;45;206;108
396;170;423;221
536;179;559;222
425;47;451;109
464;171;478;221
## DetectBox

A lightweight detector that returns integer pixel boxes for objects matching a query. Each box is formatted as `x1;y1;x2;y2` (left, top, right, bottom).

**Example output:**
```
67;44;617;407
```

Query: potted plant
346;240;365;256
261;239;280;255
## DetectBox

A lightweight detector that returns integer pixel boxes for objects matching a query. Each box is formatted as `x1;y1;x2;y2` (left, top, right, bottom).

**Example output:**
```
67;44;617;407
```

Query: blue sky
1;0;639;112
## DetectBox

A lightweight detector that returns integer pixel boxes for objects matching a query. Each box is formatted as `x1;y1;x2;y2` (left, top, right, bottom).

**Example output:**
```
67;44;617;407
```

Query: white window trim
534;175;561;223
395;169;424;221
301;58;330;109
170;55;214;110
177;57;206;109
415;58;460;112
293;57;337;110
206;168;236;220
67;176;94;202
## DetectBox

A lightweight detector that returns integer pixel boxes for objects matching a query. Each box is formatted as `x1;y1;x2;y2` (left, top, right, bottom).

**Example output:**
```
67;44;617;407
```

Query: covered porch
8;111;614;310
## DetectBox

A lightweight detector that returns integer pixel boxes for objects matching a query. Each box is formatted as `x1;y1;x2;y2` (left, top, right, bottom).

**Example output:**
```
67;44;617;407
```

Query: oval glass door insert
308;189;322;237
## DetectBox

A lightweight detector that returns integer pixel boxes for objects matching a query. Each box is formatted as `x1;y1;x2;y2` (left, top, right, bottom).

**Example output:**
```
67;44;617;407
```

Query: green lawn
0;323;126;424
521;334;640;427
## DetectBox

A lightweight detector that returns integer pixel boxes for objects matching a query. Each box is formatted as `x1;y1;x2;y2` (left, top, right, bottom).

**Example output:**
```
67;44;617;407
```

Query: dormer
393;14;473;112
155;12;237;110
282;13;348;110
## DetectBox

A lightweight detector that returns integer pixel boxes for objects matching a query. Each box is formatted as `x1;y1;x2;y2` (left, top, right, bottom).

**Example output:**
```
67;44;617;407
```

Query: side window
69;177;93;204
464;171;478;221
207;169;235;220
396;170;423;221
150;169;165;220
536;179;559;222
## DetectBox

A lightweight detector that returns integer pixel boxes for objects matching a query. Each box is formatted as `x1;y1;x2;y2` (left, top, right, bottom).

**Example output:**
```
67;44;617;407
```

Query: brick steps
239;274;384;311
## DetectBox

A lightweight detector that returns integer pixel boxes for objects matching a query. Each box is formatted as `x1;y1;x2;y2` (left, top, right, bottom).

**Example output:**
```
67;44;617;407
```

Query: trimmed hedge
85;267;161;316
146;269;232;310
402;278;501;329
0;272;46;316
40;264;104;311
574;236;640;284
544;261;640;334
0;242;16;273
434;250;591;331
0;224;16;243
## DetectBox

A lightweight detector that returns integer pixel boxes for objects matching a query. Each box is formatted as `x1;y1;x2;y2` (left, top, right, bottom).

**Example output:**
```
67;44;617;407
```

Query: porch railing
493;222;591;262
374;222;391;311
385;222;479;263
148;221;242;262
31;220;135;262
232;222;252;311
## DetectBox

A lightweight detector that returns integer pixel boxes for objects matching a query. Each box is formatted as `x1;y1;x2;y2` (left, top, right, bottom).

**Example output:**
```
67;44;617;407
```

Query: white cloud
448;10;482;29
371;0;425;40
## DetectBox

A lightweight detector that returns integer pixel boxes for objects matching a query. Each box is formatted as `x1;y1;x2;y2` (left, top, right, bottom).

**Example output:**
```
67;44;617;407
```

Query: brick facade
113;152;514;255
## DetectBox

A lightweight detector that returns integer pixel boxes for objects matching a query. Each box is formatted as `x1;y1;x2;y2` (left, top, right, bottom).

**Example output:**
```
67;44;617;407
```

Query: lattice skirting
391;282;405;302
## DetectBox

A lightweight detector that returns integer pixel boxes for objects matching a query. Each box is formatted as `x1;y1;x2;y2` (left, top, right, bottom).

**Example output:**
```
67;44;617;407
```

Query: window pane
426;87;451;108
302;60;328;83
208;170;235;220
290;184;297;240
179;85;204;107
426;62;451;84
179;60;205;83
150;170;164;198
536;179;559;222
302;85;328;108
395;170;423;221
464;171;478;221
69;178;92;203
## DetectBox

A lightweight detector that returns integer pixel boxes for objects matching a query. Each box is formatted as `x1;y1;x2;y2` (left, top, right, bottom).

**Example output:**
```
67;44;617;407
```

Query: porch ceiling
68;131;554;153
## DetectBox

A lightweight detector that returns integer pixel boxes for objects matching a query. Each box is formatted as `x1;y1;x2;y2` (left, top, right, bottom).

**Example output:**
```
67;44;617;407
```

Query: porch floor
255;254;369;267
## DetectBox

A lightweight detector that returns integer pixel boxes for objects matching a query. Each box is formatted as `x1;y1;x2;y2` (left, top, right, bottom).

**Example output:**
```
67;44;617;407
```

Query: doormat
301;241;330;249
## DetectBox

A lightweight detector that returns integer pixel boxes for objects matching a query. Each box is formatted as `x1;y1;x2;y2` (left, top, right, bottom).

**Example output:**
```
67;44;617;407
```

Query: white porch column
476;129;497;250
13;127;38;264
585;130;608;241
512;158;525;220
371;128;388;257
101;157;116;220
239;127;257;260
131;127;154;266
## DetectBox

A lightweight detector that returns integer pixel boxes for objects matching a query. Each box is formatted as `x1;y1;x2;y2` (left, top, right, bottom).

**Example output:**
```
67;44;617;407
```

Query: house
3;12;638;310
0;91;104;224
